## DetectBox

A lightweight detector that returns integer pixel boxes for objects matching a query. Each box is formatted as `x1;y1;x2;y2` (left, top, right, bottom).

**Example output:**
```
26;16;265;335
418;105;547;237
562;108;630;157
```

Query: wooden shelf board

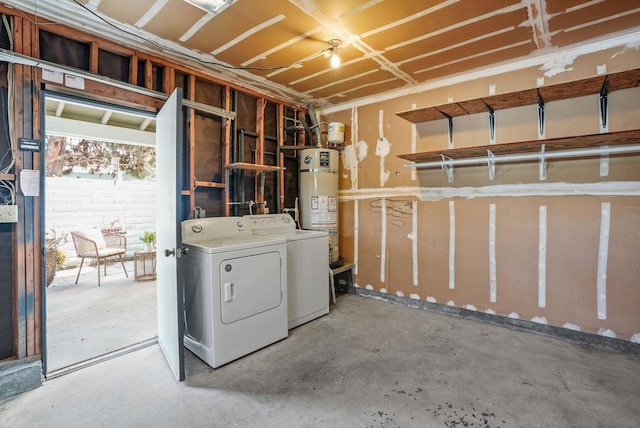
397;107;446;122
0;173;15;181
224;162;285;172
195;180;225;189
607;68;640;92
436;103;468;117
456;98;487;115
539;76;604;102
398;129;640;163
396;69;640;124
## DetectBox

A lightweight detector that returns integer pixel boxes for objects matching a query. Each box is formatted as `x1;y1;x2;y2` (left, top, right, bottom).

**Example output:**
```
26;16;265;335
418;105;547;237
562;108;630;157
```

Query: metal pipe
405;144;640;169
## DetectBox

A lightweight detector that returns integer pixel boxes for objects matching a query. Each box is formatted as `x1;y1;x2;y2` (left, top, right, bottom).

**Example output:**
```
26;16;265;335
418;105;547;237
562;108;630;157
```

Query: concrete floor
46;260;157;372
2;294;639;427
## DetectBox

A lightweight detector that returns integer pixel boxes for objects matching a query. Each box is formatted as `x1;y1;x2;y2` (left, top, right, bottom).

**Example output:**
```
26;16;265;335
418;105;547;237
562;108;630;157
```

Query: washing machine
244;214;329;329
181;217;287;368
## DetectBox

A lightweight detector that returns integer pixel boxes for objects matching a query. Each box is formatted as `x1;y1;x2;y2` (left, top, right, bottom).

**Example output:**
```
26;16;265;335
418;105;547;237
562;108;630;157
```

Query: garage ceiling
2;0;640;109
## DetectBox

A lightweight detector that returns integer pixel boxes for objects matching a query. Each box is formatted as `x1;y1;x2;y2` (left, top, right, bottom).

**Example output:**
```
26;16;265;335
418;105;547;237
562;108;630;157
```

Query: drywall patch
396;291;404;297
485;308;496;315
598;328;617;339
522;0;552;50
538;205;547;308
380;288;388;294
426;296;437;303
447;300;456;307
489;203;497;303
410;103;417;181
563;323;581;331
366;284;374;290
611;40;640;59
449;200;456;290
339;181;640;202
531;316;548;324
380;197;387;283
341;145;358;183
508;312;520;319
539;52;578;78
409;200;419;286
631;333;640;344
596;202;611;320
354;201;359;275
376;110;391;186
410;293;420;300
464;304;477;311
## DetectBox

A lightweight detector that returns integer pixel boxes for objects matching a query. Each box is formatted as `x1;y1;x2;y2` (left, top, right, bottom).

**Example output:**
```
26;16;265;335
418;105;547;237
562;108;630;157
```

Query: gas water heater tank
299;148;340;264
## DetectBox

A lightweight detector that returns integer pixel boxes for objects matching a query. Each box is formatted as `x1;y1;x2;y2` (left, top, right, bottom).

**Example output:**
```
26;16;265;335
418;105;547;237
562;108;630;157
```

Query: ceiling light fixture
324;39;341;69
183;0;233;14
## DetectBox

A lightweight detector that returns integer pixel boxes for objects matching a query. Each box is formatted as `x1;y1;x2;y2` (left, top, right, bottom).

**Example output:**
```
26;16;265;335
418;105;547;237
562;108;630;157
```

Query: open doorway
43;93;158;376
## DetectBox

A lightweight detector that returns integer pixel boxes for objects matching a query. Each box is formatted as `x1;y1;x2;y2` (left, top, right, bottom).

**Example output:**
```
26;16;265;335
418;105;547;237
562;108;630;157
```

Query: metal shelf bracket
441;154;454;182
484;101;496;144
537;90;545;139
487;149;496;180
539;144;547;180
599;78;609;132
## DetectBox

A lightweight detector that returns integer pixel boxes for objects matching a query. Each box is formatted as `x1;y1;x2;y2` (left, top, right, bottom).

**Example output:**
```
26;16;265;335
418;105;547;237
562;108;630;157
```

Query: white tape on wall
597;202;611;320
354;200;359;276
412;200;418;286
538;205;547;308
489;203;497;303
380;197;387;283
410;103;417;181
449;200;455;290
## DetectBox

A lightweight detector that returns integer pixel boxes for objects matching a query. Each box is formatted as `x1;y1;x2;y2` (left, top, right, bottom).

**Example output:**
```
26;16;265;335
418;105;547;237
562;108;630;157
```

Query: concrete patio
45;259;157;374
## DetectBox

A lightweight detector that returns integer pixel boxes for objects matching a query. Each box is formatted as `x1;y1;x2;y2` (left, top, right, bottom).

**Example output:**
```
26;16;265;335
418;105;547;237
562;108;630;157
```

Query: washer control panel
244;214;296;232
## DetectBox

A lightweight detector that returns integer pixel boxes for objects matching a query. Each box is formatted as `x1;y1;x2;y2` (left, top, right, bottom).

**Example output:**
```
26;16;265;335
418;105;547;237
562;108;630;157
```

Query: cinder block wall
45;177;156;263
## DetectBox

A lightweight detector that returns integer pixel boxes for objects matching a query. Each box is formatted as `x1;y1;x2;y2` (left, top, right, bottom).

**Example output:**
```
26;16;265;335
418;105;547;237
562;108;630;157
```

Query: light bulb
330;52;341;68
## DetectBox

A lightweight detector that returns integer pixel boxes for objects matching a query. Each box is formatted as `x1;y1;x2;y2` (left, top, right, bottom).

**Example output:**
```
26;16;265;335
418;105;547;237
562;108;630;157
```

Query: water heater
299;148;339;264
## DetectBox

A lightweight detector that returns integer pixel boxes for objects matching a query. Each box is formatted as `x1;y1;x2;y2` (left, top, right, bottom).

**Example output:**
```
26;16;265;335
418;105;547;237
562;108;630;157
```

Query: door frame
40;90;158;376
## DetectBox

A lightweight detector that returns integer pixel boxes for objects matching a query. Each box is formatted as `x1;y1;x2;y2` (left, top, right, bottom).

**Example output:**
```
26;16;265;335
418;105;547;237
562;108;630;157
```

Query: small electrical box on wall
0;205;18;223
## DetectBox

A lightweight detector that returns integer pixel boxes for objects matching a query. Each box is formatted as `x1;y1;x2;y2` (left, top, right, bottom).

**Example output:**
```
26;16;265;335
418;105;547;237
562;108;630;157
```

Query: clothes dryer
244;214;329;329
181;217;287;368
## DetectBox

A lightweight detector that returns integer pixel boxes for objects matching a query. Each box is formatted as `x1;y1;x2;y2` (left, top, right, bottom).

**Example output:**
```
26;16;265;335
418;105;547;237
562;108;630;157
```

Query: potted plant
140;231;156;251
45;229;68;287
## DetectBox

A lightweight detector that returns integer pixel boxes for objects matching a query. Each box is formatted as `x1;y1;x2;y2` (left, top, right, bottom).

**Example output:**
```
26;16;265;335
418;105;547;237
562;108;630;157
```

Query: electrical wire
68;0;327;72
0;14;15;205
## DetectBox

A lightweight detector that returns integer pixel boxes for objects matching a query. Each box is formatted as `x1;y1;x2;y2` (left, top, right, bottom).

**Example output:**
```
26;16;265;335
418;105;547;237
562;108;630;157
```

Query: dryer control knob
282;216;291;223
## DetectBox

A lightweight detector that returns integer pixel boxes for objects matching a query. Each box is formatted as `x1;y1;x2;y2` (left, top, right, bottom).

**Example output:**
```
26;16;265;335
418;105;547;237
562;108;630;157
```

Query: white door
156;88;185;381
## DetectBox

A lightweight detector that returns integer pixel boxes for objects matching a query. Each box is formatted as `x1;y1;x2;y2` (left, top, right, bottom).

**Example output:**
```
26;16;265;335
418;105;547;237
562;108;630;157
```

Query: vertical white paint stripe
538;205;547;308
380;198;387;283
412;200;418;286
353;106;359;276
600;145;609;176
411;103;417;181
354;201;359;276
489;203;497;302
449;200;455;289
597;202;611;320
